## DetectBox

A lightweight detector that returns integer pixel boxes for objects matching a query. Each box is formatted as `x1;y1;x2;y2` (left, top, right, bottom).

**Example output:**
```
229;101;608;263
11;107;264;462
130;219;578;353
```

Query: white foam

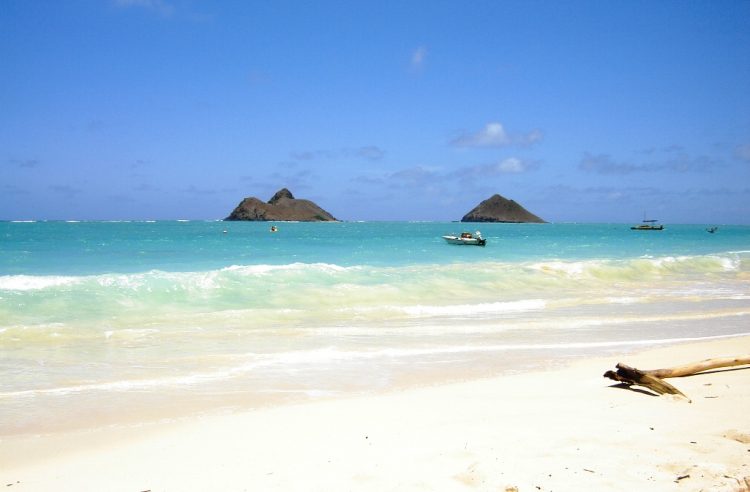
5;331;749;400
605;297;641;304
0;363;266;398
0;275;81;291
222;262;349;276
264;331;750;362
401;299;546;317
528;260;590;277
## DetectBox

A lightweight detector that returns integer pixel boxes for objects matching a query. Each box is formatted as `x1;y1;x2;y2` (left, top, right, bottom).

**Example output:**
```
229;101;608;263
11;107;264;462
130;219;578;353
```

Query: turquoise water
3;221;749;274
1;221;749;435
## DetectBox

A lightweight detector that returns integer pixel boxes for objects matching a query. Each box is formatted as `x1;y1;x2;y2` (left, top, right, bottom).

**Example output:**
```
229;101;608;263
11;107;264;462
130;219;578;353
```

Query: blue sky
2;1;749;223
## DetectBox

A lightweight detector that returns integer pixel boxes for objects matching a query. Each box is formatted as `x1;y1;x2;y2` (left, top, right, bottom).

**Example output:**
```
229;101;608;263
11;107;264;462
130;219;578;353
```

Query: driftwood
603;356;750;401
643;356;750;378
604;364;689;399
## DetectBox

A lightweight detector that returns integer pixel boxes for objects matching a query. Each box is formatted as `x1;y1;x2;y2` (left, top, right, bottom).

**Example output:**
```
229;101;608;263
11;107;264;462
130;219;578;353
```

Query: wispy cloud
86;119;105;132
252;167;317;194
456;122;510;147
735;144;750;162
579;151;718;175
363;157;537;192
496;157;531;173
579;153;644;175
356;146;385;161
9;158;40;168
2;184;29;195
183;185;219;195
352;174;385;186
452;157;538;179
638;144;684;155
133;182;159;192
114;0;175;16
388;166;441;188
107;193;137;203
516;129;543;146
49;185;82;198
182;185;238;195
291;150;333;161
547;184;750;206
662;154;716;172
383;166;450;200
410;46;427;72
450;122;542;148
291;146;385;162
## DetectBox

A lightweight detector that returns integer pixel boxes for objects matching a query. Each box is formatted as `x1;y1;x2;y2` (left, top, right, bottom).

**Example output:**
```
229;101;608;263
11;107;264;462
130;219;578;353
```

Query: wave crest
1;253;747;334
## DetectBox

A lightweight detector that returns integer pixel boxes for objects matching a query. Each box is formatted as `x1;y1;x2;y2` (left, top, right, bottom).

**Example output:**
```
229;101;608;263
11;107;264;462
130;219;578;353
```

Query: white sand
3;336;749;491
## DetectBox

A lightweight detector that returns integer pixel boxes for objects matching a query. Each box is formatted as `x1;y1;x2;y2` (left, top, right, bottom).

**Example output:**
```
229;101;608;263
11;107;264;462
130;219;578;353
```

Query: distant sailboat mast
631;211;664;230
642;211;658;223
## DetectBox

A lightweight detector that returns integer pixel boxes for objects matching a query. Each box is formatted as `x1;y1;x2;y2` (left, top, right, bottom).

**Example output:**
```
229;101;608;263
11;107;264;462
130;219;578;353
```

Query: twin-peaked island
224;188;545;223
224;188;337;222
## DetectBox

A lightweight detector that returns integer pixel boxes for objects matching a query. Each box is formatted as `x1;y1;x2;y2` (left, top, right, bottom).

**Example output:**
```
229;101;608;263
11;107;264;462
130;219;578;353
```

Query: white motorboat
442;231;486;246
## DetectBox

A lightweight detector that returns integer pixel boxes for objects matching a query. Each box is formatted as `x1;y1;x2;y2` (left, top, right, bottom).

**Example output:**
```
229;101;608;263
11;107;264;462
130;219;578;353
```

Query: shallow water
1;221;749;435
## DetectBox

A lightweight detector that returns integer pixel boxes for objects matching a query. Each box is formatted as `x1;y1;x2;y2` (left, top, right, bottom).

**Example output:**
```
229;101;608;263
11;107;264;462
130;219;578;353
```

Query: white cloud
450;157;538;181
517;128;543;146
496;157;526;173
410;46;427;71
451;122;542;148
471;122;510;146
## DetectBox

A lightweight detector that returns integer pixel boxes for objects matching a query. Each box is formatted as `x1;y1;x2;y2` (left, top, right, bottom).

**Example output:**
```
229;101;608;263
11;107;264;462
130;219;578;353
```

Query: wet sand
3;336;749;491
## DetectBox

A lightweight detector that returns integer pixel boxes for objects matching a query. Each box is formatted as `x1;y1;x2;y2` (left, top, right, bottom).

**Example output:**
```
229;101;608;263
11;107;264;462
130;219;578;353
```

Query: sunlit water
2;221;749;435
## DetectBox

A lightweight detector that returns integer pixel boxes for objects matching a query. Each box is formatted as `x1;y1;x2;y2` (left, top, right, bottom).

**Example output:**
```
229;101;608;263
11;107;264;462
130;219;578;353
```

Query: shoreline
3;335;749;491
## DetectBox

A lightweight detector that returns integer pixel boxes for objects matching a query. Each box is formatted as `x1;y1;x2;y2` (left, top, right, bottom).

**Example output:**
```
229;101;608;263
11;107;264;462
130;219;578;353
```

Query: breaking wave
0;252;747;342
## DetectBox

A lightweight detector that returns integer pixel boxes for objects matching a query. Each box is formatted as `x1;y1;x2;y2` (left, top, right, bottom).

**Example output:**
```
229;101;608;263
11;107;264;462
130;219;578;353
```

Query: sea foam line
0;262;351;291
0;275;81;291
3;332;748;399
400;299;546;317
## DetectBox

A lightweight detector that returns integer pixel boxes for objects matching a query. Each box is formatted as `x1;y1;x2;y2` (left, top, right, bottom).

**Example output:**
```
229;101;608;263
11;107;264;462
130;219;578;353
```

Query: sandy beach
4;0;750;489
2;336;748;491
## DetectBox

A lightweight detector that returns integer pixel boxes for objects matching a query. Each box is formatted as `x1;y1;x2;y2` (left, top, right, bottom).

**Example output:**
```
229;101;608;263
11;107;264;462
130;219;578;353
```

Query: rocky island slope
461;194;545;223
224;188;337;222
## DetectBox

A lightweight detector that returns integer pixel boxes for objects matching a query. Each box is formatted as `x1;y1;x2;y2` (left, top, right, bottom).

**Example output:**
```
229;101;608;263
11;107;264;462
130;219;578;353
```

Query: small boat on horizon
442;231;486;246
631;221;664;231
631;214;664;231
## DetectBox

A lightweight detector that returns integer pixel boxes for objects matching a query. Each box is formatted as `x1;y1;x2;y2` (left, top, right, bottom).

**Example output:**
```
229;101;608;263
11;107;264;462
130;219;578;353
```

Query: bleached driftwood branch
603;356;750;401
642;356;750;378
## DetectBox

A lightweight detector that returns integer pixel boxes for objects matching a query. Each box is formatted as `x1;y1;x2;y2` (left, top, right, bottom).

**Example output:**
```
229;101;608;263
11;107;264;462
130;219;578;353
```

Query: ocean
1;221;749;436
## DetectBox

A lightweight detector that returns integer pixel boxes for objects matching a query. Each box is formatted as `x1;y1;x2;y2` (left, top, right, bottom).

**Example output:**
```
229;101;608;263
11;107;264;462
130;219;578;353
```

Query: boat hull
630;225;664;230
442;236;486;246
